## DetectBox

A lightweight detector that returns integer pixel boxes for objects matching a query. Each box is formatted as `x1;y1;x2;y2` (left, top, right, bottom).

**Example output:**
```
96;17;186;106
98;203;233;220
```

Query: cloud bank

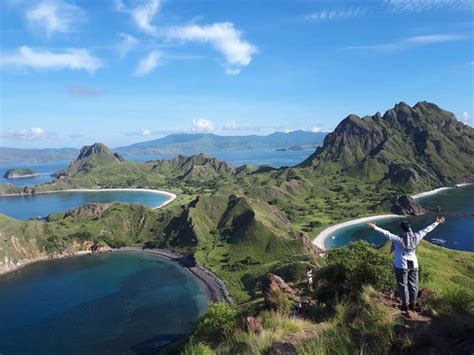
0;46;102;73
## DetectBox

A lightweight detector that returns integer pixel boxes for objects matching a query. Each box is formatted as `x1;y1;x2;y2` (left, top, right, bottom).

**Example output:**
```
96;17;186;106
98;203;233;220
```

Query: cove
0;189;175;220
320;185;474;253
0;252;209;354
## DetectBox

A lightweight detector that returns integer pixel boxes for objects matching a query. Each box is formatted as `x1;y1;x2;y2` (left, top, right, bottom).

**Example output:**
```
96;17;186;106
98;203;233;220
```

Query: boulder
268;343;298;355
262;273;298;309
22;186;36;194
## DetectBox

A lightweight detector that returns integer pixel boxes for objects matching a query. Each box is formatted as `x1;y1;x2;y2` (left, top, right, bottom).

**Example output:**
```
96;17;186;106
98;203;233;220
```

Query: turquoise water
0;160;69;187
0;252;208;354
0;190;169;220
325;185;474;252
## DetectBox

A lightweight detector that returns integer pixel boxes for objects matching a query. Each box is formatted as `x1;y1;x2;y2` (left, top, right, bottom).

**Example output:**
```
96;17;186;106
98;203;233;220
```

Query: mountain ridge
299;101;474;191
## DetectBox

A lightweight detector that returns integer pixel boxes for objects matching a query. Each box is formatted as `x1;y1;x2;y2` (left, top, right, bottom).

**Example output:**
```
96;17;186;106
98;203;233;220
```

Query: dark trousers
394;267;419;307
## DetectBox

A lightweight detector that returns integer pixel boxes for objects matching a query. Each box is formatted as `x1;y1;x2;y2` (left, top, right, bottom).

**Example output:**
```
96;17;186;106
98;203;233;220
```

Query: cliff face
300;102;474;191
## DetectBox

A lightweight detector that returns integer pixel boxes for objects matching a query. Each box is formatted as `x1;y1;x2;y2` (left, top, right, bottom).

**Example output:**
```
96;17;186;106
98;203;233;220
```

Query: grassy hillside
1;101;473;353
300;102;474;191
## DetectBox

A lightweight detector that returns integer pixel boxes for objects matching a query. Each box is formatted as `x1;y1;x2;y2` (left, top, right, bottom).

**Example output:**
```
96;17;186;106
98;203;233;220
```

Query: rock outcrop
390;195;426;216
76;143;124;161
64;203;112;219
262;273;298;308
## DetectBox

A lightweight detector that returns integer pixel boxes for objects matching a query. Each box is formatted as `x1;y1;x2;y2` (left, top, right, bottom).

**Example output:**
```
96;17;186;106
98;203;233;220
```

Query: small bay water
325;185;474;252
0;190;170;220
0;252;208;354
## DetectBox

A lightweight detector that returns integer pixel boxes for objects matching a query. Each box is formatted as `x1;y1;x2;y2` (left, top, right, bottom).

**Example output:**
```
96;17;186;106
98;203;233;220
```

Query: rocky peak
76;143;124;162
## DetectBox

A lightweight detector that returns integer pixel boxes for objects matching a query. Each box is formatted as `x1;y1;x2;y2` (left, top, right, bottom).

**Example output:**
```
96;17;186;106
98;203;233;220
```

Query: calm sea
0;190;170;220
0;252;208;354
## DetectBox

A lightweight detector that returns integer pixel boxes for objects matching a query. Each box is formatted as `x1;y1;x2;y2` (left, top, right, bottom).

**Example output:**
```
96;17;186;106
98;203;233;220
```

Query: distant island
3;168;39;179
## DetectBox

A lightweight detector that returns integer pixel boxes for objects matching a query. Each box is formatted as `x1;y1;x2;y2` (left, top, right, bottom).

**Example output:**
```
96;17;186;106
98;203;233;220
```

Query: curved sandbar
1;188;177;209
312;214;403;252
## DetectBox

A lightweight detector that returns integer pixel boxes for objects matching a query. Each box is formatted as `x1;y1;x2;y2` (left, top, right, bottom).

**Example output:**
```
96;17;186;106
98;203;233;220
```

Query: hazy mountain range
0;131;327;163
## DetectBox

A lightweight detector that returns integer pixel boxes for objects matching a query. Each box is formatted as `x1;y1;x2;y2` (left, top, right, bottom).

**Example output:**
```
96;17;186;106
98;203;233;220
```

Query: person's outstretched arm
368;222;402;242
415;216;445;241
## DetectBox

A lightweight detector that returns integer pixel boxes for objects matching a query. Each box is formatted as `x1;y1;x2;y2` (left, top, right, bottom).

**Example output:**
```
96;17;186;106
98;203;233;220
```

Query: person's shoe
409;303;415;311
400;304;408;312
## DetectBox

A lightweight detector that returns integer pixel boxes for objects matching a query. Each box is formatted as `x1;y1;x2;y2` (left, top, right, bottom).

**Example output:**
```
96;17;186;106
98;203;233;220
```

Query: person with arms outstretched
368;216;446;314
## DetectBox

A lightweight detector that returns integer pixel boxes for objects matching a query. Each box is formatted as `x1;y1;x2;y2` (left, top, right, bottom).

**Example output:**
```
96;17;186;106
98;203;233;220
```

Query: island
3;168;40;179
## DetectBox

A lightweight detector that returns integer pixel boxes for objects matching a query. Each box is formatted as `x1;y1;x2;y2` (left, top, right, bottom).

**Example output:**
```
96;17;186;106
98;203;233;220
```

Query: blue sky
0;0;473;148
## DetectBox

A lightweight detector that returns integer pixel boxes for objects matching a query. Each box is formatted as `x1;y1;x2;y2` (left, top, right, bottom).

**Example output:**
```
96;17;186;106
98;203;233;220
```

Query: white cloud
25;0;86;38
311;126;322;133
225;67;241;76
0;46;102;73
461;112;471;124
117;33;139;58
387;0;473;12
134;50;162;76
345;33;467;51
142;129;152;136
192;118;215;133
116;0;161;35
166;22;257;74
306;8;365;22
0;127;51;140
223;120;240;131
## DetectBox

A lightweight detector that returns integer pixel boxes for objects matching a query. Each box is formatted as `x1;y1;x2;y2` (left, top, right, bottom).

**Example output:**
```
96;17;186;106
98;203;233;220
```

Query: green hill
1;101;473;353
300;102;474;191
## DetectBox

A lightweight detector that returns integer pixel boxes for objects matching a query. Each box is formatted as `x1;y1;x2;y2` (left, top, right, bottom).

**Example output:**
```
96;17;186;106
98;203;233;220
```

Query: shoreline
411;183;473;200
0;188;177;209
312;214;403;252
0;247;231;304
312;183;473;252
114;247;232;303
0;250;94;277
3;173;41;179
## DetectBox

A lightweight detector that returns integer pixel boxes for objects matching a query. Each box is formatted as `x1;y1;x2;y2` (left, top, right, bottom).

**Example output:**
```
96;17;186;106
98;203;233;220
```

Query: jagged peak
76;143;124;162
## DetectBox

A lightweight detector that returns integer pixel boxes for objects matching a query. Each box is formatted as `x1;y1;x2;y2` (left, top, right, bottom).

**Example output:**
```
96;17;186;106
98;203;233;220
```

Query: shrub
265;289;294;314
182;342;215;355
433;287;474;337
299;287;397;355
317;241;393;302
191;302;238;344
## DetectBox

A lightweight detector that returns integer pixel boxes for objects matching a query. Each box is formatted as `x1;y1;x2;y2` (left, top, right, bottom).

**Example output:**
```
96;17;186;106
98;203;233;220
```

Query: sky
0;0;473;149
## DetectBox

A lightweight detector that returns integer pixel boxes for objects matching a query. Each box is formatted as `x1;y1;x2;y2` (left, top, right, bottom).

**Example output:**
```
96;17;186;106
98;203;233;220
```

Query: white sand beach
2;188;177;209
312;214;404;252
411;187;452;199
411;183;473;200
61;188;178;209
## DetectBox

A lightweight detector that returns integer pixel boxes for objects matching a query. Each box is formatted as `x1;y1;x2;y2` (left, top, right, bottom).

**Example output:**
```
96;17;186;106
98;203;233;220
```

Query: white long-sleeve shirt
373;222;439;269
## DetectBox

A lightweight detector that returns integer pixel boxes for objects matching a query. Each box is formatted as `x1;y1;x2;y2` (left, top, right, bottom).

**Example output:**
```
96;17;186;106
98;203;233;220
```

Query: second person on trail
368;216;446;314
